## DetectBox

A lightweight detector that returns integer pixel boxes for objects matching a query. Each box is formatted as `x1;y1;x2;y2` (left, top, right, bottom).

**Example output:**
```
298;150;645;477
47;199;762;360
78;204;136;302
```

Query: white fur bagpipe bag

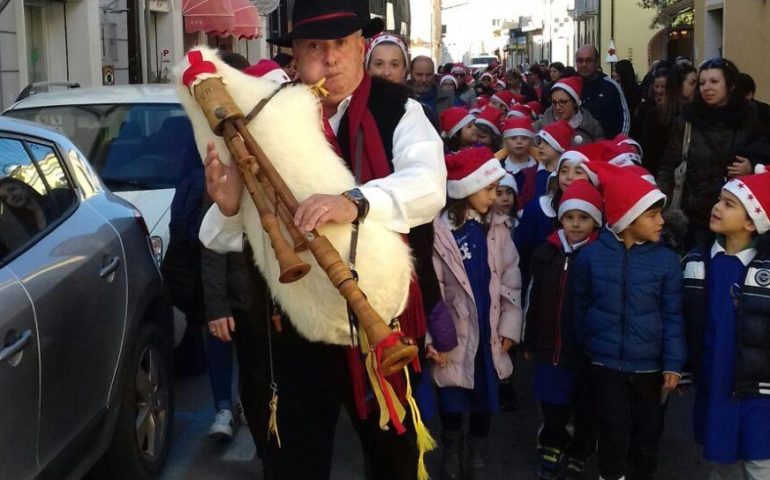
174;47;413;346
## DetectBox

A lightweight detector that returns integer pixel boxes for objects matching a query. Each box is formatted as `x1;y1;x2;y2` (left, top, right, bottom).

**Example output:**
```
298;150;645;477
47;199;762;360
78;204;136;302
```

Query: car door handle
0;330;33;362
100;256;121;278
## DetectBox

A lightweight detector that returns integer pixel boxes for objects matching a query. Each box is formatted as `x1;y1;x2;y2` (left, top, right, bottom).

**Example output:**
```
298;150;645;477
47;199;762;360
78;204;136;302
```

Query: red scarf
325;73;427;421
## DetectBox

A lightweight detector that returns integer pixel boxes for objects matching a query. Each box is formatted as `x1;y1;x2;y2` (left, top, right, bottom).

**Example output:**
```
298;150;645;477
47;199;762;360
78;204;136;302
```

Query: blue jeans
206;330;233;412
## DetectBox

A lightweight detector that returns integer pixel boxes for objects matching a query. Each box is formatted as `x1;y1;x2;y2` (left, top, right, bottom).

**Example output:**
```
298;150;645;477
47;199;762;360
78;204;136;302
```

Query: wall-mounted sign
149;0;169;13
102;65;115;86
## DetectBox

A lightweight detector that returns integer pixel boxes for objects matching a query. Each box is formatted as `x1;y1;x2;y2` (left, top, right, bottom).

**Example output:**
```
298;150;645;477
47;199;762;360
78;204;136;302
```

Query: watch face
347;189;364;202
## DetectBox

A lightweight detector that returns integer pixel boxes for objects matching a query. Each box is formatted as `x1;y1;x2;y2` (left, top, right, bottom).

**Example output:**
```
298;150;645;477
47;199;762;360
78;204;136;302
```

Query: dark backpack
161;165;205;318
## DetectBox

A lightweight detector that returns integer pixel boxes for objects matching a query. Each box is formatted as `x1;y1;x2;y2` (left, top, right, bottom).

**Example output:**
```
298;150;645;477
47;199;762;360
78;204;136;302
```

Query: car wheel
94;323;174;479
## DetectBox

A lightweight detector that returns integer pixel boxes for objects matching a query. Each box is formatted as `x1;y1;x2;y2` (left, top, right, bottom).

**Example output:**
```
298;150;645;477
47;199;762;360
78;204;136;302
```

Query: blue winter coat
570;228;687;374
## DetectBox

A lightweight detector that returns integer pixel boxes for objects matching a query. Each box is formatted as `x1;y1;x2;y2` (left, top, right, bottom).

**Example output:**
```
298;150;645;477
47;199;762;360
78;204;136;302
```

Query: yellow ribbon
310;78;329;98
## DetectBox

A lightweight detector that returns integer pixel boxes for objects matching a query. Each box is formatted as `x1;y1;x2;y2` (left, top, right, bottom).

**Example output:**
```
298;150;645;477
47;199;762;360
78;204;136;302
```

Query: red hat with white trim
552;76;583;106
554;143;611;185
537;120;575;154
526;101;543;117
496;79;507;89
440;107;476;140
590;162;667;234
507;104;533;119
243;59;292;84
511;93;526;105
558;178;603;225
622;164;656;185
474;105;503;136
613;134;644;158
446;146;507;199
502;116;535;138
722;172;770;234
440;75;458;88
470;95;490;114
491;90;514;108
603;141;642;166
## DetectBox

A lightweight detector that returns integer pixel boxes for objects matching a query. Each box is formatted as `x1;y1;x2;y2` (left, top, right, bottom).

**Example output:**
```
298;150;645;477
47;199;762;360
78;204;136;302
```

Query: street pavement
161;354;713;479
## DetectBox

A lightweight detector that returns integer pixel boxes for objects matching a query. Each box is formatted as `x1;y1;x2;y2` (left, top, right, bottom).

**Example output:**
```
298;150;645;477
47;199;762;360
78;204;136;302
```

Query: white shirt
503;156;536;175
199;96;446;253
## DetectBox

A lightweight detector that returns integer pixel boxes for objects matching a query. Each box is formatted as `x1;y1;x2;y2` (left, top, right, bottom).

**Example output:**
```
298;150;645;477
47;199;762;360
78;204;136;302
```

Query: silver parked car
0;116;174;479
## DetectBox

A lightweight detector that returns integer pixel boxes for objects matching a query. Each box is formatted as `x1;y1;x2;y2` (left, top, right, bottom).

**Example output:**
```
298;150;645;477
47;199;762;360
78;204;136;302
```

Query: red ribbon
182;50;217;87
374;332;408;435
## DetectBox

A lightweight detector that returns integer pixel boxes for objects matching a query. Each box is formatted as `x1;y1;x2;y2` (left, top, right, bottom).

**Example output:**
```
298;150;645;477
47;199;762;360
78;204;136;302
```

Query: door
0;137;128;467
0;269;40;480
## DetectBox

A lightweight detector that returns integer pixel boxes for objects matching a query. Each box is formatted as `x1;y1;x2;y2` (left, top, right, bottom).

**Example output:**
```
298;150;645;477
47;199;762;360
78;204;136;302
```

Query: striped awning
182;0;260;39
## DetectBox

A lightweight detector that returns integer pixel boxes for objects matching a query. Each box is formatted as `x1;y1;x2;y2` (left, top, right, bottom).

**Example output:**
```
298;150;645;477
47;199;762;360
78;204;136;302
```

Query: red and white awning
182;0;260;39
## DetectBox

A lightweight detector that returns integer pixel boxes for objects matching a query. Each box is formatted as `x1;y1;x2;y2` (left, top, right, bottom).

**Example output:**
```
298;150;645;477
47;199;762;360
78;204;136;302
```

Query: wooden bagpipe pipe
180;56;417;377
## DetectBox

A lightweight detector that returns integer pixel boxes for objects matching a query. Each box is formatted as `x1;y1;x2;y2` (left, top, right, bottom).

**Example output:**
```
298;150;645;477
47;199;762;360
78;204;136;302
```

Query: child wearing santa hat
683;172;770;480
533;120;576;198
515;143;603;287
490;90;515;112
440;106;479;153
474;105;504;151
571;162;686;480
430;146;523;479
501;116;538;206
523;179;603;480
493;172;520;234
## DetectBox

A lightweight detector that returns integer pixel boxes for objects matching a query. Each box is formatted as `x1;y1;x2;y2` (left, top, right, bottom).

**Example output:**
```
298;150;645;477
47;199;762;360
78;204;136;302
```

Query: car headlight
150;236;163;266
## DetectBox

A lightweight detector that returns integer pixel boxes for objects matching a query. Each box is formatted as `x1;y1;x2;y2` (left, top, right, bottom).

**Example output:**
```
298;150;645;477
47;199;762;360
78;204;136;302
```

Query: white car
469;55;499;74
4;85;201;346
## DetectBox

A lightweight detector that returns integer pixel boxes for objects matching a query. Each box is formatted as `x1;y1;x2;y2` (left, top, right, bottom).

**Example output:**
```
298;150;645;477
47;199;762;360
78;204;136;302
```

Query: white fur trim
475;118;501;136
263;69;291;85
447;113;476;140
610;189;667;234
553;83;581;106
366;34;408;68
724;179;770;234
491;94;509;109
537;130;565;153
558;198;602;225
539;195;557;218
619;138;643;158
608;153;641;166
447;158;506;199
757;163;768;174
441;75;458;88
506;110;527;118
174;47;412;346
503;127;534;139
500;173;518;193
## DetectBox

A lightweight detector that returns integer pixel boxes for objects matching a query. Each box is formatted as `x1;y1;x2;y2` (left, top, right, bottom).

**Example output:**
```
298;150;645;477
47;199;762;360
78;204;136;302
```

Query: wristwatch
342;188;370;222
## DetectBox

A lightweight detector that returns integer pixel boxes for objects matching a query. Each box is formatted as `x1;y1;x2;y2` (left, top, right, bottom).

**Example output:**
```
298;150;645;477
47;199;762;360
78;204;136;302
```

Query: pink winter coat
430;211;523;389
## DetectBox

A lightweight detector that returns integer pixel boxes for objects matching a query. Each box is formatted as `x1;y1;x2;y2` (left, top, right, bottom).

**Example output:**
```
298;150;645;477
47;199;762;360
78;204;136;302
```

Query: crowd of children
429;75;770;480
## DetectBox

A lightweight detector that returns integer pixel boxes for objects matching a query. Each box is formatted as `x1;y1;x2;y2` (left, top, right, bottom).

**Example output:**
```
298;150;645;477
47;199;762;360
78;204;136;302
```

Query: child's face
624;207;665;243
460;123;479;147
490;99;508;111
537;141;560;169
709;190;757;235
504;136;531;157
493;186;515;213
475;126;492;147
468;182;499;215
558;163;590;192
560;210;597;244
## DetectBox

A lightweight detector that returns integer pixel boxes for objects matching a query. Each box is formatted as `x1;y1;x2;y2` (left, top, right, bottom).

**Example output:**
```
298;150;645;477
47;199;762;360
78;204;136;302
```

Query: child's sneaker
208;409;234;440
537;446;563;480
563;457;586;480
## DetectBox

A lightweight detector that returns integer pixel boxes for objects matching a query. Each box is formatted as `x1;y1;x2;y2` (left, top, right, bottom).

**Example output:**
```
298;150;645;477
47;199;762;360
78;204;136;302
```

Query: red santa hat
470;96;490;114
591;162;667;234
499;172;518;194
537;120;575;154
526;101;544;117
552;76;583;106
613;134;644;158
496;79;508;89
440;75;458;88
474;105;503;136
603;141;642;166
440;107;476;140
554;143;610;185
558;178;603;225
243;59;292;84
446;146;507;199
451;64;467;75
502;116;535;138
491;90;514;108
507;104;533;119
722;172;770;234
622;164;656;185
480;71;494;81
365;33;409;68
511;93;527;105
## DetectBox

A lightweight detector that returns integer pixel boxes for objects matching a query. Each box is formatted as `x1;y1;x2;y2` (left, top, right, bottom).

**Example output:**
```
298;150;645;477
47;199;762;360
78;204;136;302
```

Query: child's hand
662;373;680;391
501;337;517;354
426;345;448;367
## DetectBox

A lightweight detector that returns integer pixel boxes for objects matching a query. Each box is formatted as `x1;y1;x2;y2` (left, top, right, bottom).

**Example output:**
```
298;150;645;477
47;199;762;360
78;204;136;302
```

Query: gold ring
321;205;329;213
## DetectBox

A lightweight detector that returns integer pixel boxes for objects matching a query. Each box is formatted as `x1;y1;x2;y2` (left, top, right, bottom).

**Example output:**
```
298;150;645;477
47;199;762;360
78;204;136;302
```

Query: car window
6;104;200;192
0;137;76;264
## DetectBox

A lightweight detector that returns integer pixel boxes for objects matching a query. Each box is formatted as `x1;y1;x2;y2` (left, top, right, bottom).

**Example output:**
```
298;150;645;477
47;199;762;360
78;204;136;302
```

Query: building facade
694;0;770;102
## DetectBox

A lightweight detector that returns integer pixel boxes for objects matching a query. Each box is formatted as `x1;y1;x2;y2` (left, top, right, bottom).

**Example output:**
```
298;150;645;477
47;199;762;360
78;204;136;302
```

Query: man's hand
502;337;517;354
294;193;357;233
426;345;448;367
204;141;243;217
727;155;753;178
662;373;680;392
209;316;236;342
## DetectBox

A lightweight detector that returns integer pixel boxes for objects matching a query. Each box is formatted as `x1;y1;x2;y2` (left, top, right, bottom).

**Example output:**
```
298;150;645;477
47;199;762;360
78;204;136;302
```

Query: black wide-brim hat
268;0;385;47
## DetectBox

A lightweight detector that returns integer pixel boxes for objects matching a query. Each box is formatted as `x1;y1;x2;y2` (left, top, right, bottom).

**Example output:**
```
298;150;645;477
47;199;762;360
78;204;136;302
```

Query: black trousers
591;366;663;480
256;321;419;480
540;366;596;461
